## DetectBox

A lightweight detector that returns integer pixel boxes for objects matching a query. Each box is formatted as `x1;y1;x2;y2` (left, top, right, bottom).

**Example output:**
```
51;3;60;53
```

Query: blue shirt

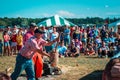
57;46;67;55
103;37;110;45
109;37;116;43
64;29;70;39
93;29;98;38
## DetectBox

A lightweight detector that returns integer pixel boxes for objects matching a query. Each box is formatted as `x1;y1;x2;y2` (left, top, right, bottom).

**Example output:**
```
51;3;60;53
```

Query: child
57;41;67;57
85;43;95;56
16;31;23;52
0;39;3;55
11;31;17;55
3;31;11;56
74;38;82;51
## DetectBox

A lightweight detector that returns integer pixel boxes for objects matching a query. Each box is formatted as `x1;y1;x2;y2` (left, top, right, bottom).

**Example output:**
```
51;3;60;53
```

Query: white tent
37;15;76;27
108;20;120;32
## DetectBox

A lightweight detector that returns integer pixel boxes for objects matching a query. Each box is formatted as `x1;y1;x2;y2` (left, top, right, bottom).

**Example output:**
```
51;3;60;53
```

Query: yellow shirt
16;35;23;45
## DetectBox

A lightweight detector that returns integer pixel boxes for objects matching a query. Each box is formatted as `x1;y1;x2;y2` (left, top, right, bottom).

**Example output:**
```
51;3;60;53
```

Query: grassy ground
55;56;109;80
0;55;109;80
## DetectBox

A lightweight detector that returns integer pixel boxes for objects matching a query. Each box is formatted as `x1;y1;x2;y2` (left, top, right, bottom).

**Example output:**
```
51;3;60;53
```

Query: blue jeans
64;38;70;46
11;54;35;80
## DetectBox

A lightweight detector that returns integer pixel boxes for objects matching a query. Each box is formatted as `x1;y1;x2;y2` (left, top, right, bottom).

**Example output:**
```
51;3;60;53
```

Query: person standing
11;31;17;55
3;31;11;56
16;31;23;52
11;29;59;80
41;26;48;40
50;27;59;51
23;23;37;44
63;25;70;47
0;39;3;55
23;23;43;79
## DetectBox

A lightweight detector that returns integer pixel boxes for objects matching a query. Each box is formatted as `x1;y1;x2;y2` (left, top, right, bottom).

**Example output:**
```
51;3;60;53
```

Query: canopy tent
37;15;76;27
108;20;120;32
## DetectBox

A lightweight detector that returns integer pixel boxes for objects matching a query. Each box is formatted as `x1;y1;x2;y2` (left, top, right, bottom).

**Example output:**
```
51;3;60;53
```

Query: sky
0;0;120;18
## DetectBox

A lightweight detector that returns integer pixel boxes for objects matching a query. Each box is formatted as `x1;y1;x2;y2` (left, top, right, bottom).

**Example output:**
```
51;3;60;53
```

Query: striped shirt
20;36;47;59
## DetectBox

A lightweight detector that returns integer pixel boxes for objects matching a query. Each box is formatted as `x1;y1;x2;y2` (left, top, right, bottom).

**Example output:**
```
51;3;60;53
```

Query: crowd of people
0;23;120;80
0;24;120;58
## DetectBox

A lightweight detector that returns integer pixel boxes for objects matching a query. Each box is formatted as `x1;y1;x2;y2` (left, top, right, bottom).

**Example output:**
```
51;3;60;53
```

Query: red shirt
23;31;34;44
11;34;17;42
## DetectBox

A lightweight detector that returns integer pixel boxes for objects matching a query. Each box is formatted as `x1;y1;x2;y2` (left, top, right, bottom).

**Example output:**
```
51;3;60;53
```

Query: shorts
11;42;17;47
17;45;22;51
4;41;10;47
101;51;106;56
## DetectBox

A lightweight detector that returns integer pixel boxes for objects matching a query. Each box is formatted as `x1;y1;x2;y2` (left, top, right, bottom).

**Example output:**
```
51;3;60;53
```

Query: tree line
0;17;120;27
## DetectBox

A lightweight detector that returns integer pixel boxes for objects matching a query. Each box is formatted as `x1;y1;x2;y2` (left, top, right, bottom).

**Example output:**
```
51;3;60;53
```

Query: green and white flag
37;15;76;27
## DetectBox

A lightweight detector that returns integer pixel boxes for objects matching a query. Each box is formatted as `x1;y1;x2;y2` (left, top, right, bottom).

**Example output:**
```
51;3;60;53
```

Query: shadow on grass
85;56;109;59
79;70;103;80
85;56;99;59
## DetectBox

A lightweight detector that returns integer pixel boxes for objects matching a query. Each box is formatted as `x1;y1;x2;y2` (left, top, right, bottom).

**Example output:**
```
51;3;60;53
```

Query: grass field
0;32;110;80
0;55;109;80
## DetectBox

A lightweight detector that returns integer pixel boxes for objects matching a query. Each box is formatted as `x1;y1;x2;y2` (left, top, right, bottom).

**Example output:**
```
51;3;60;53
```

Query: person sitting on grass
66;41;80;57
74;38;82;51
57;41;67;58
84;43;95;56
98;41;109;58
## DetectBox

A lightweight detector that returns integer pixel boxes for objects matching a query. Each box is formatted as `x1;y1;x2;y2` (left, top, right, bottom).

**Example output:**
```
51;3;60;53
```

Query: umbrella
37;15;76;27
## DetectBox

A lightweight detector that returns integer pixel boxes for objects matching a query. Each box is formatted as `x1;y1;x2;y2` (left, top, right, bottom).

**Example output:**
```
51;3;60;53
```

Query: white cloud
105;5;109;8
87;8;90;10
106;12;119;15
105;12;120;18
56;10;75;17
42;13;53;17
39;10;76;18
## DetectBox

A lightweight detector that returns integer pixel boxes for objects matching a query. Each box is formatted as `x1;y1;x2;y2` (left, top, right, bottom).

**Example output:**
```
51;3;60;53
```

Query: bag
42;61;62;76
111;62;120;77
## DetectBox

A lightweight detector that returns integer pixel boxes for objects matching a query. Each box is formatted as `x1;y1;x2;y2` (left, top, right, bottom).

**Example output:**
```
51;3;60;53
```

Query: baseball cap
34;29;45;34
30;23;37;27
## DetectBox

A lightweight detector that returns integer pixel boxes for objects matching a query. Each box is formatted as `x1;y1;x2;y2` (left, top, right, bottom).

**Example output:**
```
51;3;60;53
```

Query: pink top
20;36;47;59
3;34;10;42
23;31;34;44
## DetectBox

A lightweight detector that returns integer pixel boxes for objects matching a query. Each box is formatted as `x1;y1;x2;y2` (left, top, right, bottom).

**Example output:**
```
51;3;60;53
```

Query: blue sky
0;0;120;18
